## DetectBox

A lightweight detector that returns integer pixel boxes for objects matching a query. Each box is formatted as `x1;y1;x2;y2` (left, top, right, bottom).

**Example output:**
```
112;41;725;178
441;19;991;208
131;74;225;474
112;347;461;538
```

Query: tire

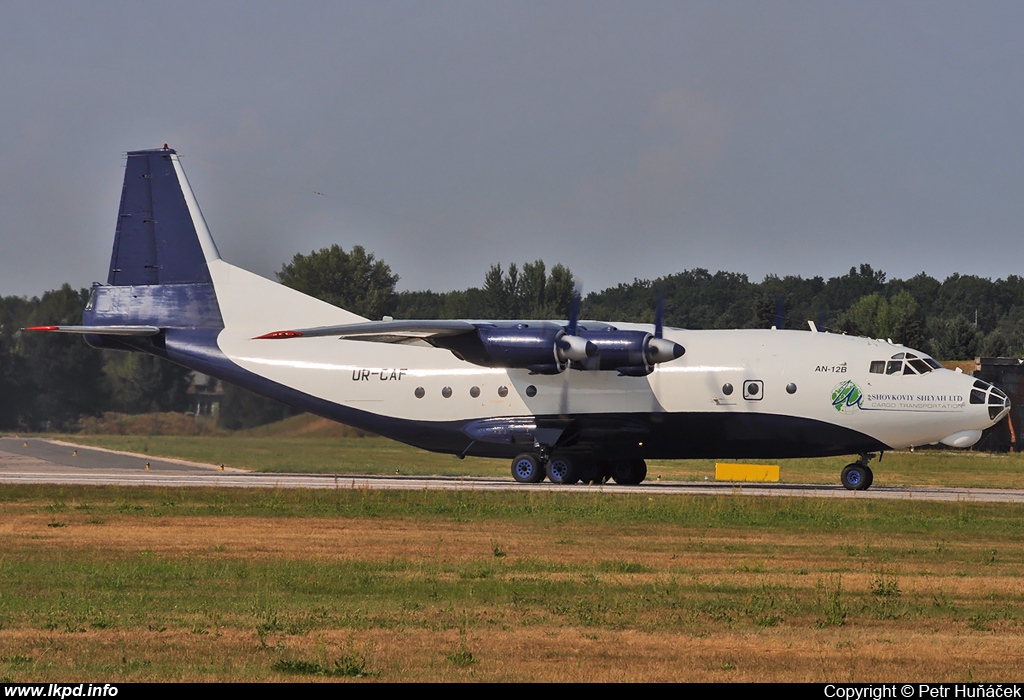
576;460;604;485
511;453;545;484
546;455;578;485
840;464;869;491
863;466;874;490
612;459;648;485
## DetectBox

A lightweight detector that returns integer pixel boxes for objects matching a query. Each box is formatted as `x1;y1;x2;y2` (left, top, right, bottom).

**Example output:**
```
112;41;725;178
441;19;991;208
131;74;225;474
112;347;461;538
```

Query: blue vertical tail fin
83;147;224;334
108;146;220;286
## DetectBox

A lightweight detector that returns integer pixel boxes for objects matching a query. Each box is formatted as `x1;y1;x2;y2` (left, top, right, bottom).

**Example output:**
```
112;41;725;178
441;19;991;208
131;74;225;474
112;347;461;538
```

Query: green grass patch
2;485;1024;681
1;484;1024;537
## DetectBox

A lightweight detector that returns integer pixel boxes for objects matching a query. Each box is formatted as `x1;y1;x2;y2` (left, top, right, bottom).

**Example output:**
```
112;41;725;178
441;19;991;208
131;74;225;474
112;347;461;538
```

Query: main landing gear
840;453;878;491
510;452;648;486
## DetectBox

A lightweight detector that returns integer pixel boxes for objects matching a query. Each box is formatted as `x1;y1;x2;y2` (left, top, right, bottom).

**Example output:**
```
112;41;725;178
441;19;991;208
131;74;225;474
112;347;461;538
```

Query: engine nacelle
433;323;680;376
476;325;564;372
452;325;597;374
574;329;685;375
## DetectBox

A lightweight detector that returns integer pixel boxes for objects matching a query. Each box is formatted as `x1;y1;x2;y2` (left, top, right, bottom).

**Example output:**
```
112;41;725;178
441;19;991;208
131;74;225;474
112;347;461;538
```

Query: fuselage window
470;386;480;398
442;386;452;398
498;386;509;397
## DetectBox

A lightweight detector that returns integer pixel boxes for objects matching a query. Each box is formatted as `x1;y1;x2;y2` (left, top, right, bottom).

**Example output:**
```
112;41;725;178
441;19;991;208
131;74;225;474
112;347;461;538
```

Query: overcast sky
2;1;1023;300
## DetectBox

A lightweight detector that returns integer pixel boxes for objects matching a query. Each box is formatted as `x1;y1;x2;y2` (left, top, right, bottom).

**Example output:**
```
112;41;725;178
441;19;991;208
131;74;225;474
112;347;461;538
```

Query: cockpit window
874;352;941;376
908;359;932;374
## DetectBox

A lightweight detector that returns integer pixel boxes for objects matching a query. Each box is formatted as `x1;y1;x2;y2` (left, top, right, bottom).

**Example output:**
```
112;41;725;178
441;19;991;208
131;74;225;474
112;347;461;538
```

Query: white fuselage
206;259;998;457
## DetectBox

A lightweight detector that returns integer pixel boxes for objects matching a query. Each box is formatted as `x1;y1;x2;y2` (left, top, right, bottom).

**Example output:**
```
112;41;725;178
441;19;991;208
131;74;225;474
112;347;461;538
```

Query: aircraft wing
254;319;480;347
253;318;677;375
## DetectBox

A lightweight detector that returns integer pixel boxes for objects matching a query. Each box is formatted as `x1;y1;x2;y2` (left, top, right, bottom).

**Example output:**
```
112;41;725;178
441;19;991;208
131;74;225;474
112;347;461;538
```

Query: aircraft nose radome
940;430;983;448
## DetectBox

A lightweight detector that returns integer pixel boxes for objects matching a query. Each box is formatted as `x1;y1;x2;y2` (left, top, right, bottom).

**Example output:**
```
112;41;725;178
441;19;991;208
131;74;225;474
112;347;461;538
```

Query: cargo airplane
27;147;1011;490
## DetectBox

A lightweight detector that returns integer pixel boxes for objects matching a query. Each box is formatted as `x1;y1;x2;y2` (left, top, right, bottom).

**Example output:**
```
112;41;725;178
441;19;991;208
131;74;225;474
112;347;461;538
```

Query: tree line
3;246;1024;430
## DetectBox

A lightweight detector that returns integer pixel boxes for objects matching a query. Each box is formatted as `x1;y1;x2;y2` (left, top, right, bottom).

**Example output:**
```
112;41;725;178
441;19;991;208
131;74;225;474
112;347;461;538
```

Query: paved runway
2;436;1024;502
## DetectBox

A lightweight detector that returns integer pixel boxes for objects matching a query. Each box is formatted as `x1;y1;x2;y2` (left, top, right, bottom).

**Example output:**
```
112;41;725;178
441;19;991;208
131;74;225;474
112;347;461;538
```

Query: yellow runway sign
715;463;780;482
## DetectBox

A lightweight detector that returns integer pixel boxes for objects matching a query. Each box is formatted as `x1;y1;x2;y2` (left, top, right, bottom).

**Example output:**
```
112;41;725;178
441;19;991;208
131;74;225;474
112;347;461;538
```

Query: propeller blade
655;290;665;339
567;292;581;336
773;293;785;330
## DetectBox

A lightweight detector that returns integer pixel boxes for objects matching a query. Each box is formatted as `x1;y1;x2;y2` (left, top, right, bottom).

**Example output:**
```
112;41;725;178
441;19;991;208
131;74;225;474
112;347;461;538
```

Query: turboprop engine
465;324;598;374
574;328;685;376
441;324;683;376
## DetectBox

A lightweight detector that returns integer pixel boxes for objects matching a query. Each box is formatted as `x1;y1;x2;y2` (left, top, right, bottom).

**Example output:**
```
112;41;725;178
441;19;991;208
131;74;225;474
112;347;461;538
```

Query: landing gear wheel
576;461;604;485
612;459;648;485
511;453;545;484
840;463;870;491
863;466;874;490
546;455;578;485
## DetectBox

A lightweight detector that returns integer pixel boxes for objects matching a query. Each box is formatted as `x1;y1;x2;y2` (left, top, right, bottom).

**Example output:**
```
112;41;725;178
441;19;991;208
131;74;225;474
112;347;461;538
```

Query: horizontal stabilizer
23;325;161;336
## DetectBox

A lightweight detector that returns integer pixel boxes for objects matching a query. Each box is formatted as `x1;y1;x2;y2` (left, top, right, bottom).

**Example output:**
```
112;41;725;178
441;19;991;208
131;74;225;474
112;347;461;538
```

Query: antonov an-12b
29;147;1011;490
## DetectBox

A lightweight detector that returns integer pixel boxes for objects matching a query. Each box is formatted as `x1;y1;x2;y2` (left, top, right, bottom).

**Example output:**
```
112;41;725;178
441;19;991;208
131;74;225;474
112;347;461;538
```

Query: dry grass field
1;486;1023;682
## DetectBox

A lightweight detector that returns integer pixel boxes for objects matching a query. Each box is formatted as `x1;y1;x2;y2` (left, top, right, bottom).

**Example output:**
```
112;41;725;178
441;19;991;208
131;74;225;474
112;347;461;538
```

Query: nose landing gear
840;453;878;491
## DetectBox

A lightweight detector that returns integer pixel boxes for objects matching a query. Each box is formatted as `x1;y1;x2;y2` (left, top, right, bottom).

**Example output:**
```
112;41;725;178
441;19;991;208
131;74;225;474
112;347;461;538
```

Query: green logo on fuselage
831;380;863;413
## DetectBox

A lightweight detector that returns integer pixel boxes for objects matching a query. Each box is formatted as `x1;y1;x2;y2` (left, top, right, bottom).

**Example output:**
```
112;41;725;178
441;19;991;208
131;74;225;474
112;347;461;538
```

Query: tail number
352;369;408;381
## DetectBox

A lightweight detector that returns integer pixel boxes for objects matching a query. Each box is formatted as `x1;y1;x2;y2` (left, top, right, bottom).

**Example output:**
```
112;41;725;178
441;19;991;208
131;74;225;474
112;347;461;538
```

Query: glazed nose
970;379;1011;423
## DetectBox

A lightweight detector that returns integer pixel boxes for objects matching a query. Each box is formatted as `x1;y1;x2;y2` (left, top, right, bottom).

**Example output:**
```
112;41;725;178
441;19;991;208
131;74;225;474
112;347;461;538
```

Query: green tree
483;263;517;318
885;291;928;350
218;384;297;431
19;285;107;428
933;274;998;333
0;340;23;428
824;264;887;311
929;316;983;361
277;244;399;319
483;261;576;319
837;291;926;349
103;352;192;414
544;264;576;318
0;295;31;428
394;288;489;320
394;290;446;319
981;327;1013;357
